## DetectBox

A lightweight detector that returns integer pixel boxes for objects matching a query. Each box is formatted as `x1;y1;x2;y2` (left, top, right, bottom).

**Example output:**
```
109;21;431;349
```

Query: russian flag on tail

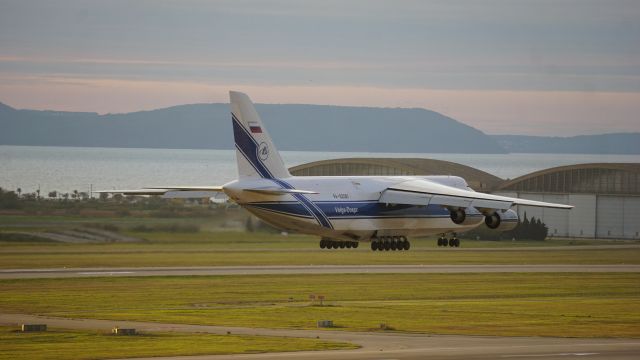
249;121;262;133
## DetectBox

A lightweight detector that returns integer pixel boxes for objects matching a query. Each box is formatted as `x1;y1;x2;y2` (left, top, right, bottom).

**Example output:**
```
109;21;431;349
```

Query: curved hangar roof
289;158;503;191
497;163;640;195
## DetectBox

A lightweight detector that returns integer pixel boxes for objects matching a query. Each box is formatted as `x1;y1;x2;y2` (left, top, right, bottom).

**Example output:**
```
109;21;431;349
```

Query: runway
1;264;640;279
1;313;638;360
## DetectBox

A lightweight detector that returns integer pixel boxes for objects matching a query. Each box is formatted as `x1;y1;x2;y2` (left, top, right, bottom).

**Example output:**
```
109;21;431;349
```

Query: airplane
100;91;573;251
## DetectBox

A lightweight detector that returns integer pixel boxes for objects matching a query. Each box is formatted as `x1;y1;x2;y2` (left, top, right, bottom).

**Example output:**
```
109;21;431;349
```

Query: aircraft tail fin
229;91;291;179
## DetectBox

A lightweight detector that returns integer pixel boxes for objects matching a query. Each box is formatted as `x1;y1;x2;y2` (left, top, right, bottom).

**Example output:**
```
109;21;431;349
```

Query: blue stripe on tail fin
229;91;290;179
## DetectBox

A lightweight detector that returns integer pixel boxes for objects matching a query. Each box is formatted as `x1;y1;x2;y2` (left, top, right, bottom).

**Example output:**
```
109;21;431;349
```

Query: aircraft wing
379;179;573;210
95;186;224;198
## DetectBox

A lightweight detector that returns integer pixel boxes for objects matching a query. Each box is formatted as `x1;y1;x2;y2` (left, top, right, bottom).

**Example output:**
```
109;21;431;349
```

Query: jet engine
448;207;479;225
449;208;466;224
484;209;518;231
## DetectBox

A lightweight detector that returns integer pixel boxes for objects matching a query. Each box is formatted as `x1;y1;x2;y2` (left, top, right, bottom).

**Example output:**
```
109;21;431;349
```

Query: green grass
0;212;245;233
1;230;639;269
1;273;638;338
1;245;638;268
0;326;355;360
123;231;640;248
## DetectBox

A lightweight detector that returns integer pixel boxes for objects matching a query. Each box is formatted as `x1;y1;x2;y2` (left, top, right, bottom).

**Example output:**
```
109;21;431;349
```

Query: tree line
463;212;549;241
0;187;221;218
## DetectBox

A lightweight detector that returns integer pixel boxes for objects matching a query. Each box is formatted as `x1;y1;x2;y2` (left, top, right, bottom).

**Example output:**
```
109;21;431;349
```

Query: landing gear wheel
339;242;346;249
383;239;391;251
403;240;411;250
353;241;359;249
453;238;460;247
331;241;339;249
346;242;352;249
320;239;326;249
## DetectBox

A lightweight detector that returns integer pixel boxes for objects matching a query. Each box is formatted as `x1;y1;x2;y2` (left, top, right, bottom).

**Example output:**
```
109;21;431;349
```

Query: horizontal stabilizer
243;187;318;195
145;186;223;191
162;191;225;199
96;186;223;198
95;189;170;195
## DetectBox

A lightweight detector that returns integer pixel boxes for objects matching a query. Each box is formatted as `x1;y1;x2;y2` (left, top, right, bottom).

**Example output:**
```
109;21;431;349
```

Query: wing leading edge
380;179;573;210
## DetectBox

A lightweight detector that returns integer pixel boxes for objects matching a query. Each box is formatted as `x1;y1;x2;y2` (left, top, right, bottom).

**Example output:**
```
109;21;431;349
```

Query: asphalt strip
1;264;639;279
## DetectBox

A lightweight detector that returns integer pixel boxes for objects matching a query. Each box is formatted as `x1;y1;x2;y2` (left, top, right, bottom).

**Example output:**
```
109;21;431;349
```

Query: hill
3;101;638;154
0;102;506;153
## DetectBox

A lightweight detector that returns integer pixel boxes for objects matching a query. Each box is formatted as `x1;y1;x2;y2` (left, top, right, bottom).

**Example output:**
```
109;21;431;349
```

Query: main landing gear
319;238;359;249
437;233;460;247
370;236;410;251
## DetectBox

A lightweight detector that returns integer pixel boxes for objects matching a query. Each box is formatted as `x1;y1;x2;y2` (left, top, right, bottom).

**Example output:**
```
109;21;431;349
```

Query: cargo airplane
101;91;572;251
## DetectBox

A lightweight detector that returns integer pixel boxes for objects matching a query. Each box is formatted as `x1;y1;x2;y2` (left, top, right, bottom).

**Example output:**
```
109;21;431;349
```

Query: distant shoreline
2;143;640;155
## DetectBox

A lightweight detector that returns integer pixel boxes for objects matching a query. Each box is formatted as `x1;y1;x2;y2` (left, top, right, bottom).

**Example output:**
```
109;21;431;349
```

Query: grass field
1;242;638;268
3;213;639;341
0;326;354;360
2;228;639;268
1;273;638;338
2;212;637;247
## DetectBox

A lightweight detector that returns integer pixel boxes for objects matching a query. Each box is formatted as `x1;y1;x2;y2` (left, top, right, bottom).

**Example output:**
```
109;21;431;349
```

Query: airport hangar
289;159;640;240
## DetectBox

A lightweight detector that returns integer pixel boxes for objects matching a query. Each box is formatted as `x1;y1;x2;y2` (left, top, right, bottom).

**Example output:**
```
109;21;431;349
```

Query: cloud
1;1;639;135
1;55;639;93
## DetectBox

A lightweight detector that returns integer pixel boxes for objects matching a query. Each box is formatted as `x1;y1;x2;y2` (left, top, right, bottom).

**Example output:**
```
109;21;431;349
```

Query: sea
1;145;639;196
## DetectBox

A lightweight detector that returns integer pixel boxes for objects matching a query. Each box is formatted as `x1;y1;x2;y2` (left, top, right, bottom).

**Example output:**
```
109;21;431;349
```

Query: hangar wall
497;194;639;239
492;192;603;238
495;164;640;239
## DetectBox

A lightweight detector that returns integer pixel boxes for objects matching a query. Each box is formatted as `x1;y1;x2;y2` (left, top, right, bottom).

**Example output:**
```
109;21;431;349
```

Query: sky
0;0;639;136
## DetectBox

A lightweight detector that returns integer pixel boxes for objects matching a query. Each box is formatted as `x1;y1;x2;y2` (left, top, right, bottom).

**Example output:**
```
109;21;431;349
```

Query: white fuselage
223;175;488;241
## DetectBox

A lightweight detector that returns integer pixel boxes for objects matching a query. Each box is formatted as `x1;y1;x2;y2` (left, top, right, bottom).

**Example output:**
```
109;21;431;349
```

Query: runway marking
502;353;599;358
76;271;135;275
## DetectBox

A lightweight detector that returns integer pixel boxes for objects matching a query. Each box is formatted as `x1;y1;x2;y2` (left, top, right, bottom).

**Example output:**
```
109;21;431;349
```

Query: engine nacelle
449;208;466;224
484;209;518;231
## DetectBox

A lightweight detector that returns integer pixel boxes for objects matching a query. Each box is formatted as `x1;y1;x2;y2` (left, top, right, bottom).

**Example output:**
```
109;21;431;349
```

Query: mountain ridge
1;101;639;154
0;101;507;153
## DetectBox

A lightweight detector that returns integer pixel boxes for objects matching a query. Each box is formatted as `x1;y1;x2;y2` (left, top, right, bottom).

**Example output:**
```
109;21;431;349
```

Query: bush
463;212;548;241
116;209;131;216
513;213;548;241
0;188;21;209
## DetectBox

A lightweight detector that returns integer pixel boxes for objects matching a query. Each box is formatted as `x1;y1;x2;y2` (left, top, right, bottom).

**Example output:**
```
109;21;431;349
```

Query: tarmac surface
1;264;639;279
1;313;639;360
